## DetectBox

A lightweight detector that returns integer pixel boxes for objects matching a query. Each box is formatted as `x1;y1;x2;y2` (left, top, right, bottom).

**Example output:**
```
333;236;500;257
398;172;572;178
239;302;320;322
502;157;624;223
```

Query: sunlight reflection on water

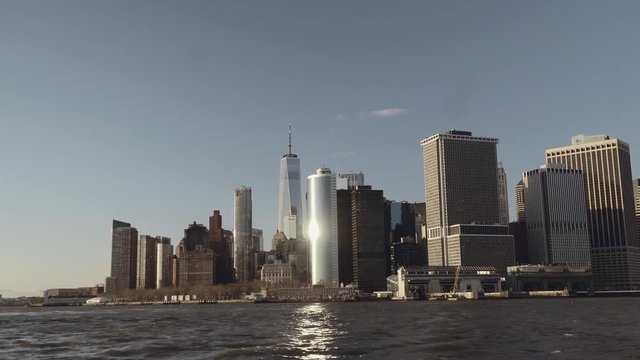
288;303;345;359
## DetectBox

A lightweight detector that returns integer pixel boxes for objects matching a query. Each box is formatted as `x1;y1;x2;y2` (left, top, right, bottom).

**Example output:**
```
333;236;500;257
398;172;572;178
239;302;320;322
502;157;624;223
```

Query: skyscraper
106;220;138;293
635;179;640;245
209;210;233;284
278;124;303;240
350;186;386;293
337;189;353;285
546;135;640;290
156;237;173;289
523;164;591;267
177;222;216;287
497;163;510;224
252;228;263;251
234;186;253;282
515;179;526;222
307;167;339;285
137;235;160;289
337;185;388;291
420;130;514;274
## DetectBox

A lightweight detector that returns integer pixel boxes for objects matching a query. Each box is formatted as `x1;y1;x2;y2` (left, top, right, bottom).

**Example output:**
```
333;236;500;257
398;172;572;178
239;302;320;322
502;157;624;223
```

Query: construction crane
447;265;462;300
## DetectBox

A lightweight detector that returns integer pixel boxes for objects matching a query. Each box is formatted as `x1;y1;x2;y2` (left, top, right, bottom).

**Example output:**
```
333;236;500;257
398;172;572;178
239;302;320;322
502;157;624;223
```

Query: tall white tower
307;167;339;285
278;124;303;239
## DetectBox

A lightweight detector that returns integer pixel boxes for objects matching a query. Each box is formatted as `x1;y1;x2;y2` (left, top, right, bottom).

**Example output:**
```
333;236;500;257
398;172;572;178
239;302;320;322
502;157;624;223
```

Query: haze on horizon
1;0;640;297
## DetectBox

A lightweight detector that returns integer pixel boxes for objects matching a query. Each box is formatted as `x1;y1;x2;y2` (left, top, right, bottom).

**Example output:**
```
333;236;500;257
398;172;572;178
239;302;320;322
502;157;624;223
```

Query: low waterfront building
261;261;294;289
43;286;104;306
274;284;360;301
506;265;593;293
387;266;501;300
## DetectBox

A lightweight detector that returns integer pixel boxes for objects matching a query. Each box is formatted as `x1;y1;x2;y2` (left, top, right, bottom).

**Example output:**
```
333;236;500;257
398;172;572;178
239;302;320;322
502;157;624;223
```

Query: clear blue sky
2;0;640;296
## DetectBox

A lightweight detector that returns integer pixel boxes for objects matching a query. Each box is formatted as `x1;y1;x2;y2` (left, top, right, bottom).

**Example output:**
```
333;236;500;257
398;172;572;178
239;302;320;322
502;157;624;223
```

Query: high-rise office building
351;186;387;293
156;237;173;289
177;222;216;287
234;186;253;282
509;221;529;265
390;237;427;273
385;201;419;275
184;222;209;251
209;210;223;247
307;167;339;285
523;164;591;267
137;235;160;289
209;210;233;284
515;180;526;222
106;220;138;293
497;163;510;224
338;185;387;291
252;228;263;252
546;135;640;290
178;249;215;287
635;179;640;245
420;130;514;274
278;124;303;240
337;189;353;285
224;229;234;278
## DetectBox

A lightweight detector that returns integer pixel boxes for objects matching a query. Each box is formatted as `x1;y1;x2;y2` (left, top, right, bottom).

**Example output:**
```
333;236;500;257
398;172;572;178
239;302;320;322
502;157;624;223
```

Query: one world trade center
278;124;303;240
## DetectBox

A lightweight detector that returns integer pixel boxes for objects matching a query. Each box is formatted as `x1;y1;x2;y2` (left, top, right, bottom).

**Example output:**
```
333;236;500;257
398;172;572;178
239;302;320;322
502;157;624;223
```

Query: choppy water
1;298;639;359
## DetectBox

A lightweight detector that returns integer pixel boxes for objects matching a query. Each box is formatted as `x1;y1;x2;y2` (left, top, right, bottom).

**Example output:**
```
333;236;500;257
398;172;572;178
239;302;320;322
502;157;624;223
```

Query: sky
2;0;640;297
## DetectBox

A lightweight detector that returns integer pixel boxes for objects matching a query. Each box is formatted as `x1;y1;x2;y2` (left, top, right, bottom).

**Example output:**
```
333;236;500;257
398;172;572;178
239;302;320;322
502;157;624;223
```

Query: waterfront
1;298;639;359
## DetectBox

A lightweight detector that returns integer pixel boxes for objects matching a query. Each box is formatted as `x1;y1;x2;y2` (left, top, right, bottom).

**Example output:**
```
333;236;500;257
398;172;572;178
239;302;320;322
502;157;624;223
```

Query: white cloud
334;114;346;121
367;108;409;118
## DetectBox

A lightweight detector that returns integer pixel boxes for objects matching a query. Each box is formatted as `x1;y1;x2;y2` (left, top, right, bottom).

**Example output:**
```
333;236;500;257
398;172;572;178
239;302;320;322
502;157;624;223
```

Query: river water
1;298;639;359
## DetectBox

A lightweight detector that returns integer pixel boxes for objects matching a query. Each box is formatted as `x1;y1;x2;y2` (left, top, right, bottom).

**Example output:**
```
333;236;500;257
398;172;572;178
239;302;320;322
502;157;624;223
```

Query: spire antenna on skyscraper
288;122;292;155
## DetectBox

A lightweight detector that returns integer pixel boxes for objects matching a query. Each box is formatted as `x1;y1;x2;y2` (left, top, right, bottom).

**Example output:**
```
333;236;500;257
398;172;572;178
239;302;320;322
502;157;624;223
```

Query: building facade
278;124;303;240
506;265;592;293
337;189;353;285
390;237;427;274
420;130;514;273
307;167;339;285
635;179;640;246
523;164;591;267
261;261;294;289
137;235;160;289
252;228;263;252
515;180;526;222
209;210;233;284
444;224;515;274
178;249;215;287
156;238;173;289
388;266;502;300
337;171;365;190
497;163;510;224
351;186;387;293
546;135;640;290
234;186;253;282
107;220;138;293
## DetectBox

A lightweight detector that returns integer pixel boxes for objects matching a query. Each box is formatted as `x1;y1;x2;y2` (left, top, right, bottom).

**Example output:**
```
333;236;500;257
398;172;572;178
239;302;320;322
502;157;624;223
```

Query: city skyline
2;1;640;296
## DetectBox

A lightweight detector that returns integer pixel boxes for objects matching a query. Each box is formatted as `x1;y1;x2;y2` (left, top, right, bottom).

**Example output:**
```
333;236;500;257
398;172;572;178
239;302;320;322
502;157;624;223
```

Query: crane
447;265;462;300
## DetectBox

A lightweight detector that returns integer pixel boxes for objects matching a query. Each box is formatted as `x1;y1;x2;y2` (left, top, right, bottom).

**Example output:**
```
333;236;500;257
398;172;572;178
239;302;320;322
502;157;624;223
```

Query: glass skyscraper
307;167;339;285
278;124;303;240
